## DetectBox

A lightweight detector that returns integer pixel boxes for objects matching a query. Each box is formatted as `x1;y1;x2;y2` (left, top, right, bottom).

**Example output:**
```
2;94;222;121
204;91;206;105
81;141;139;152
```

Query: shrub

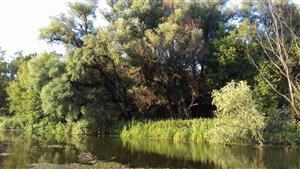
71;118;98;135
210;81;265;145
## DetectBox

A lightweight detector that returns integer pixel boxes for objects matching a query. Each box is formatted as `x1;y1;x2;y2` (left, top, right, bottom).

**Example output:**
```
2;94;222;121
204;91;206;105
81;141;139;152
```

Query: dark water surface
0;133;299;169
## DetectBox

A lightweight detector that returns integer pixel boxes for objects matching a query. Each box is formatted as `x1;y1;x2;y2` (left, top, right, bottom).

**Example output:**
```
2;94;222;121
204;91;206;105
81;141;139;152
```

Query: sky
0;0;108;61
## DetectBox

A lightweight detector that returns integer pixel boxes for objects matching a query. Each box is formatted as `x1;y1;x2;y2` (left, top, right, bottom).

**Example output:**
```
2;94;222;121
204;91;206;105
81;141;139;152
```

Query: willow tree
103;0;229;118
7;53;65;126
39;0;98;48
39;0;134;124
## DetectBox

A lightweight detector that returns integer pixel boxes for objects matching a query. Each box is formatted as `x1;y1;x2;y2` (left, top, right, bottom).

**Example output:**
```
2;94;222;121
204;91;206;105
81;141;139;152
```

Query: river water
0;133;299;169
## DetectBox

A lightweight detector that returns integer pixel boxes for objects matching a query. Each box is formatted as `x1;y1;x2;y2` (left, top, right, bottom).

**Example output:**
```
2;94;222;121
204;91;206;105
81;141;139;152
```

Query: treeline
0;0;299;135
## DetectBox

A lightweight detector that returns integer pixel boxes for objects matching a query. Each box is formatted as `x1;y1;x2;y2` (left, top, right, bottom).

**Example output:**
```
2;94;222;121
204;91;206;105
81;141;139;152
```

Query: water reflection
0;133;81;169
121;138;300;169
0;133;299;169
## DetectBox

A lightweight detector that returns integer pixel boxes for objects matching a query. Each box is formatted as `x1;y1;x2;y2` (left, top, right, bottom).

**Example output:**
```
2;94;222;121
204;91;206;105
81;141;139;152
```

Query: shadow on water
0;133;299;169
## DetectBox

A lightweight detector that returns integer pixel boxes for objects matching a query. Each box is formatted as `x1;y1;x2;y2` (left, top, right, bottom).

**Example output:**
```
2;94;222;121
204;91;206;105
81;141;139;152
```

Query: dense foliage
0;0;299;145
0;50;9;115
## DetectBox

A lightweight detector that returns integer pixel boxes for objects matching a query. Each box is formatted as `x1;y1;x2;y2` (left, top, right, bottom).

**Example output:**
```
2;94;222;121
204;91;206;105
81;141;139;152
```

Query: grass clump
121;119;213;143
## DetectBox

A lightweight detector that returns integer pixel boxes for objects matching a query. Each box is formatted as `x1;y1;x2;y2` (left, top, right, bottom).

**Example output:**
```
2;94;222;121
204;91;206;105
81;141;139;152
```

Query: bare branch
248;1;300;117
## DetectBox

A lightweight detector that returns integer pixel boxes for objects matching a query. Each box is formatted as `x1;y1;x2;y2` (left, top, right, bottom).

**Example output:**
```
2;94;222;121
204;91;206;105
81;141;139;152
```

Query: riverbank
120;119;213;143
120;119;300;146
30;161;131;169
1;115;300;147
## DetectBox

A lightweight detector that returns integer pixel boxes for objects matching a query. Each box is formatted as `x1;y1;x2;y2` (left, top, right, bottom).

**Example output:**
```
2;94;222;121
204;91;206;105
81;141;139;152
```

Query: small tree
211;81;265;145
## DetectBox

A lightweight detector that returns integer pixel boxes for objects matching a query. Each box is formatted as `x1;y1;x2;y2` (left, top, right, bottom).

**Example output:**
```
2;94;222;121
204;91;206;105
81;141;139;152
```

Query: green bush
210;81;265;145
0;115;98;138
263;109;300;146
71;119;93;135
0;116;25;131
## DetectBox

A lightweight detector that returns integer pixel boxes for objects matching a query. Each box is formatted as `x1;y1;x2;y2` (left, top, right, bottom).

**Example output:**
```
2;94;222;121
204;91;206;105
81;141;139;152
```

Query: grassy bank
121;119;300;146
121;119;214;143
120;82;300;146
2;114;300;147
0;115;101;138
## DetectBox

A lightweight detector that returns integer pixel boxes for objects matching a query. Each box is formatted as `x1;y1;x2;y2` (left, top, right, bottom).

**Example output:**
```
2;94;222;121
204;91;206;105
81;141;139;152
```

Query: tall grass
121;118;300;146
121;119;216;144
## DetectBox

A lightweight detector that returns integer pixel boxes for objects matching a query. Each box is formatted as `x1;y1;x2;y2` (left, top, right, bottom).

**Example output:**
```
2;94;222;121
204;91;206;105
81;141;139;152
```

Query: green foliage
7;53;34;80
264;120;300;146
41;77;75;120
211;81;265;144
212;81;259;117
253;61;288;116
70;118;97;135
121;119;214;143
27;53;65;91
243;1;300;118
39;0;98;47
207;21;258;90
7;53;65;116
102;0;231;118
0;116;23;130
5;53;67;133
0;53;9;114
4;51;102;136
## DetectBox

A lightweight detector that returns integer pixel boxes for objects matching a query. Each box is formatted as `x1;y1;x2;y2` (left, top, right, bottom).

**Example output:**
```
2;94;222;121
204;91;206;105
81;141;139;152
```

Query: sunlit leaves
39;0;98;47
7;53;66;120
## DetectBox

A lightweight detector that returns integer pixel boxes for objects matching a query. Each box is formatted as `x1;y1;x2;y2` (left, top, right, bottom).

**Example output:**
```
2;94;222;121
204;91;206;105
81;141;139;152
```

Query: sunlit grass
121;119;214;143
121;118;300;146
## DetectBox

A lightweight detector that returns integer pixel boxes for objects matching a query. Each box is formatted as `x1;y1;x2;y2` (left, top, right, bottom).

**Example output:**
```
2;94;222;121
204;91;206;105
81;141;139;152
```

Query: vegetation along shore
0;0;300;148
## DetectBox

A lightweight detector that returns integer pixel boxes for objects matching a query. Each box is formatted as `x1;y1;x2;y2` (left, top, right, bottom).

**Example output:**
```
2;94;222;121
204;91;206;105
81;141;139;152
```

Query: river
0;132;299;169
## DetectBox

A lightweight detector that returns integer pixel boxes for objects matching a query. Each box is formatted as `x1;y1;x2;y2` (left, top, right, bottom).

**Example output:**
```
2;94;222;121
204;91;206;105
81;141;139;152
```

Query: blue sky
0;0;108;60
